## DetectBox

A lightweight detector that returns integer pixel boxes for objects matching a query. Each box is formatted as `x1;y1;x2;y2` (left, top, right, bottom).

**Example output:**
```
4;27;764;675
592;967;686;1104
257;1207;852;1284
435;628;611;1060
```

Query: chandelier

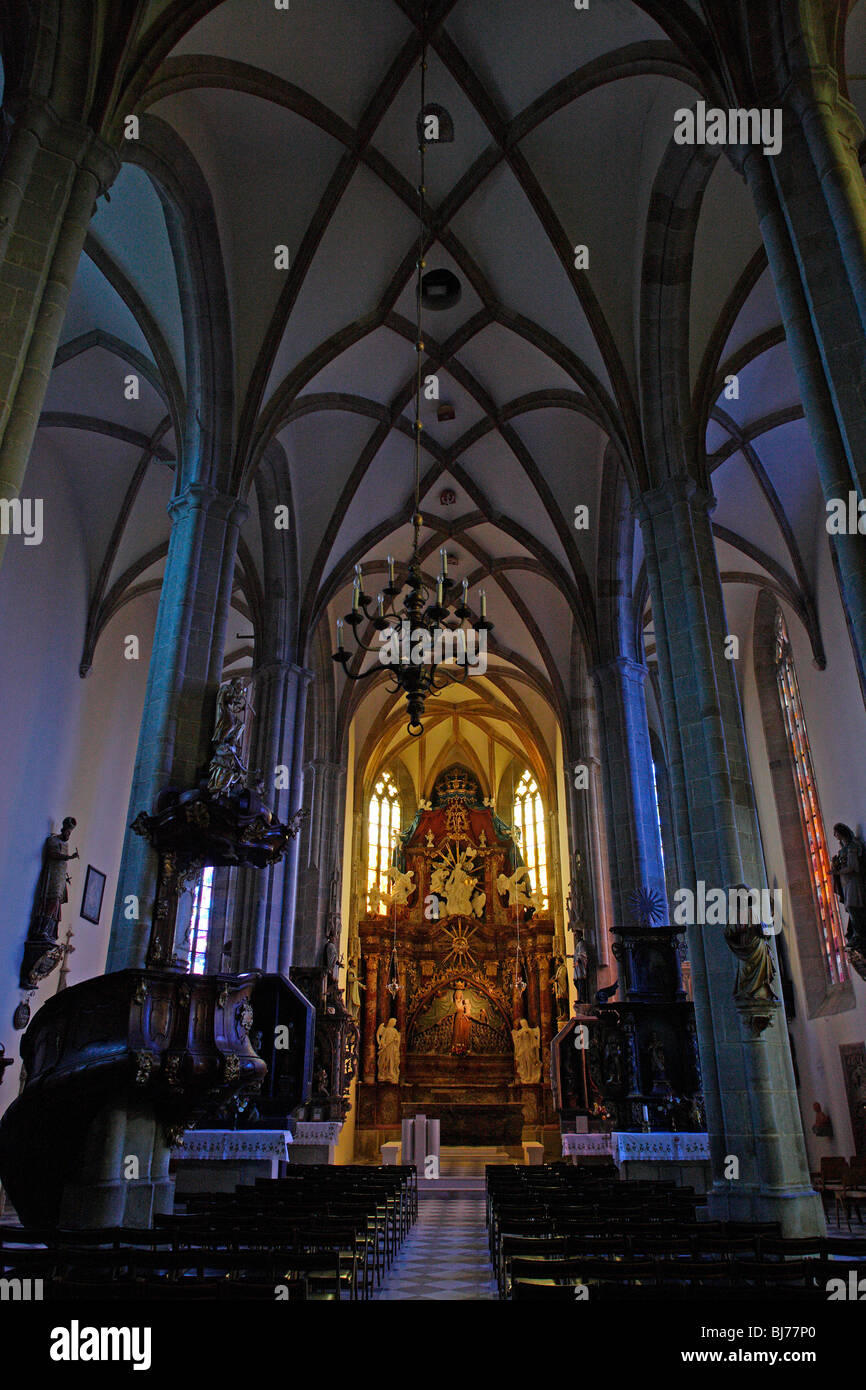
331;23;492;738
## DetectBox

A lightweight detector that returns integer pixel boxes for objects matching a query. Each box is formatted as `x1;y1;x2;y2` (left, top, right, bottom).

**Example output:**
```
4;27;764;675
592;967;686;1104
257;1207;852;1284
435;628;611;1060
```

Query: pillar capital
167;482;249;529
591;656;650;689
631;474;715;526
253;660;313;685
5;95;121;191
778;64;864;149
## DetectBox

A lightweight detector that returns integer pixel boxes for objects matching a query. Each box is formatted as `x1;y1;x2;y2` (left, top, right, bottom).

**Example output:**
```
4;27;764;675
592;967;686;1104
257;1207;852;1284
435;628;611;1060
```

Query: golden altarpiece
353;766;560;1158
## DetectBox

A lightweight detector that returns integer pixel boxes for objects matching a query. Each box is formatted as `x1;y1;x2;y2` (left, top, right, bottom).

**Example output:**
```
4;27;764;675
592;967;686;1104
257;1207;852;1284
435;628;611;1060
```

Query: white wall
0;441;154;1116
736;538;866;1171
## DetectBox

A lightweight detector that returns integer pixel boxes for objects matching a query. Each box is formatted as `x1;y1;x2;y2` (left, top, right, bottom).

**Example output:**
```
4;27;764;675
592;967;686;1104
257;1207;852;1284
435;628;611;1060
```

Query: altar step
420;1145;513;1199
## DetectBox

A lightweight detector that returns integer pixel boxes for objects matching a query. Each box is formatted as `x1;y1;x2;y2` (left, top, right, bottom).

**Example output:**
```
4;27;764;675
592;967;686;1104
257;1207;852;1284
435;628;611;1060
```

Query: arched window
512;769;548;905
774;610;847;985
367;771;401;912
188;865;214;975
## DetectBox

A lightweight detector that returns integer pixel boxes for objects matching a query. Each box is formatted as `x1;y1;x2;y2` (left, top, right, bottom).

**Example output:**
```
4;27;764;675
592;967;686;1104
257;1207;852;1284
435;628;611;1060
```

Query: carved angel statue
511;1018;541;1084
376;1018;401;1084
529;887;546;916
207;677;251;795
497;865;534;909
375;866;416;912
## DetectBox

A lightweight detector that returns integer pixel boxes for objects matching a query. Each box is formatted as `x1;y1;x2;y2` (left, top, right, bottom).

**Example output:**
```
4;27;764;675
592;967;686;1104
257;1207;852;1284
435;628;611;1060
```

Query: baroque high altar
354;766;559;1158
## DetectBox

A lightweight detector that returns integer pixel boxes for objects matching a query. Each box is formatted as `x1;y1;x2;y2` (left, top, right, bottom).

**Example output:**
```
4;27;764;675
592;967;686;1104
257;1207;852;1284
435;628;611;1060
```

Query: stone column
362;954;379;1083
591;658;667;924
233;661;312;974
527;957;540;1029
635;477;823;1236
0;102;119;570
537;954;553;1067
743;87;866;674
106;483;248;972
294;758;347;967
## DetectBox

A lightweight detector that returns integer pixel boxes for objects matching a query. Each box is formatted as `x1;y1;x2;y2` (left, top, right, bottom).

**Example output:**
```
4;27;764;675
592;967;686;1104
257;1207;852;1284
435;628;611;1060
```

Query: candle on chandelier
461;578;468;605
436;576;444;606
439;547;448;576
336;618;344;649
387;554;395;585
377;593;384;618
479;588;487;619
352;578;360;610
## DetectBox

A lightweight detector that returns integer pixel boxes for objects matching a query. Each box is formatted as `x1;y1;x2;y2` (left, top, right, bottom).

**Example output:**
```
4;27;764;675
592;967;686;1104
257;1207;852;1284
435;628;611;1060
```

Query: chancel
2;0;866;1327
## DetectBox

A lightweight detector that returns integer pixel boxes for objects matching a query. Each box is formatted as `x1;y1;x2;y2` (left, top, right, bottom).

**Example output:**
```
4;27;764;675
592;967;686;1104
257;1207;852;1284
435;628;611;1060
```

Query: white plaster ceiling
30;0;863;725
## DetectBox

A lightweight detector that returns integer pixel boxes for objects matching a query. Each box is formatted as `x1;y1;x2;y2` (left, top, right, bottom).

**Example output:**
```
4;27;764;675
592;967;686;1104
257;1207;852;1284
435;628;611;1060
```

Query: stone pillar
362;955;379;1082
635;477;823;1236
0;102;119;571
294;758;347;967
106;483;248;972
233;662;312;974
743;88;866;674
592;658;667;924
527;955;540;1029
537;954;553;1068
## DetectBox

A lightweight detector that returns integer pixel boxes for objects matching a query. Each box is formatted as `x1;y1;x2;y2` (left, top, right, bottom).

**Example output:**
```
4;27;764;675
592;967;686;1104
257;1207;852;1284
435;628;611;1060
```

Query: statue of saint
376;1018;401;1083
323;923;343;981
603;1032;623;1089
32;817;78;941
723;898;779;1006
511;1018;541;1084
451;985;472;1055
832;823;866;947
572;930;589;1003
207;678;250;796
345;958;366;1021
551;954;569;1020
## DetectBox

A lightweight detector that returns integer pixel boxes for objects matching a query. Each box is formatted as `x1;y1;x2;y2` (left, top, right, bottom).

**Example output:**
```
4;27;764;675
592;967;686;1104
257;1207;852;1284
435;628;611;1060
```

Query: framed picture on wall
80;866;107;925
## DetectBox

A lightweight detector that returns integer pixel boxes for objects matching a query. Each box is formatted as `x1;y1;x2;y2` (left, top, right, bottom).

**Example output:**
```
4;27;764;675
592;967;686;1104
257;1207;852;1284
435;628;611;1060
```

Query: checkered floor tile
375;1197;499;1301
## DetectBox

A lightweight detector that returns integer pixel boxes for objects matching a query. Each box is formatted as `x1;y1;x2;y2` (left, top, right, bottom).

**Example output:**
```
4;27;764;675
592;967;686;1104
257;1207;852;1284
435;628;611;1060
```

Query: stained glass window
512;769;548;906
189;865;214;975
775;610;847;985
367;771;401;913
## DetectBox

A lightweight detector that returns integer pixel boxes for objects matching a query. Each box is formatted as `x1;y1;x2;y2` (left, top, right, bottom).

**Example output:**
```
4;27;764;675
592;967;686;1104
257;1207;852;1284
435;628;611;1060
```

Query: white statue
374;867;415;912
376;1018;401;1083
207;678;251;795
497;866;534;909
511;1018;541;1084
430;846;485;919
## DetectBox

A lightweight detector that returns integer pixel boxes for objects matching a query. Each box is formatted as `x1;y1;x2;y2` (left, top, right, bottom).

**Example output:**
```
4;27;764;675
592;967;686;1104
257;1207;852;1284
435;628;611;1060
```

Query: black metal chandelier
331;26;492;738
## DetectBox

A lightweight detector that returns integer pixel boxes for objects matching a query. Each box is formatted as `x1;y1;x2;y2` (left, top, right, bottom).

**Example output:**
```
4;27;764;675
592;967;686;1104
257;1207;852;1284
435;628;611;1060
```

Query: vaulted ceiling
18;0;866;743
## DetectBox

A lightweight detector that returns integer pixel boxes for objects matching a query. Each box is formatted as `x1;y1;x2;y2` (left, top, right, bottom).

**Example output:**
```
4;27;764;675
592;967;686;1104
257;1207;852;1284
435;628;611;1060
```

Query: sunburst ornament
626;887;667;927
441;919;478;969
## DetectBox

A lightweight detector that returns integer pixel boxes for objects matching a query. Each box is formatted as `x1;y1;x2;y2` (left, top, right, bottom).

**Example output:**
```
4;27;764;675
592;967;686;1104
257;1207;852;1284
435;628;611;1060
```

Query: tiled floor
375;1196;498;1300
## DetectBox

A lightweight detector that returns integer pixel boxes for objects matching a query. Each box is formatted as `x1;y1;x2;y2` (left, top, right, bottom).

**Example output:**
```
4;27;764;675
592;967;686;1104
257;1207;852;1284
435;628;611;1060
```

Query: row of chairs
487;1163;866;1300
814;1156;866;1229
0;1163;416;1301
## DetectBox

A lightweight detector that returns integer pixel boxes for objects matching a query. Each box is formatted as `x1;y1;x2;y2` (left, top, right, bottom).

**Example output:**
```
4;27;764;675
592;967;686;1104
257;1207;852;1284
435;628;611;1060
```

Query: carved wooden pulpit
354;766;559;1158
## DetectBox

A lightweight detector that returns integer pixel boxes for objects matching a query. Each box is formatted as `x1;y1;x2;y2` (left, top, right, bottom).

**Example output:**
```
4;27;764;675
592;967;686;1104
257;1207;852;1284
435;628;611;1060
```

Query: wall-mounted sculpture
723;891;780;1036
832;823;866;979
19;816;78;992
